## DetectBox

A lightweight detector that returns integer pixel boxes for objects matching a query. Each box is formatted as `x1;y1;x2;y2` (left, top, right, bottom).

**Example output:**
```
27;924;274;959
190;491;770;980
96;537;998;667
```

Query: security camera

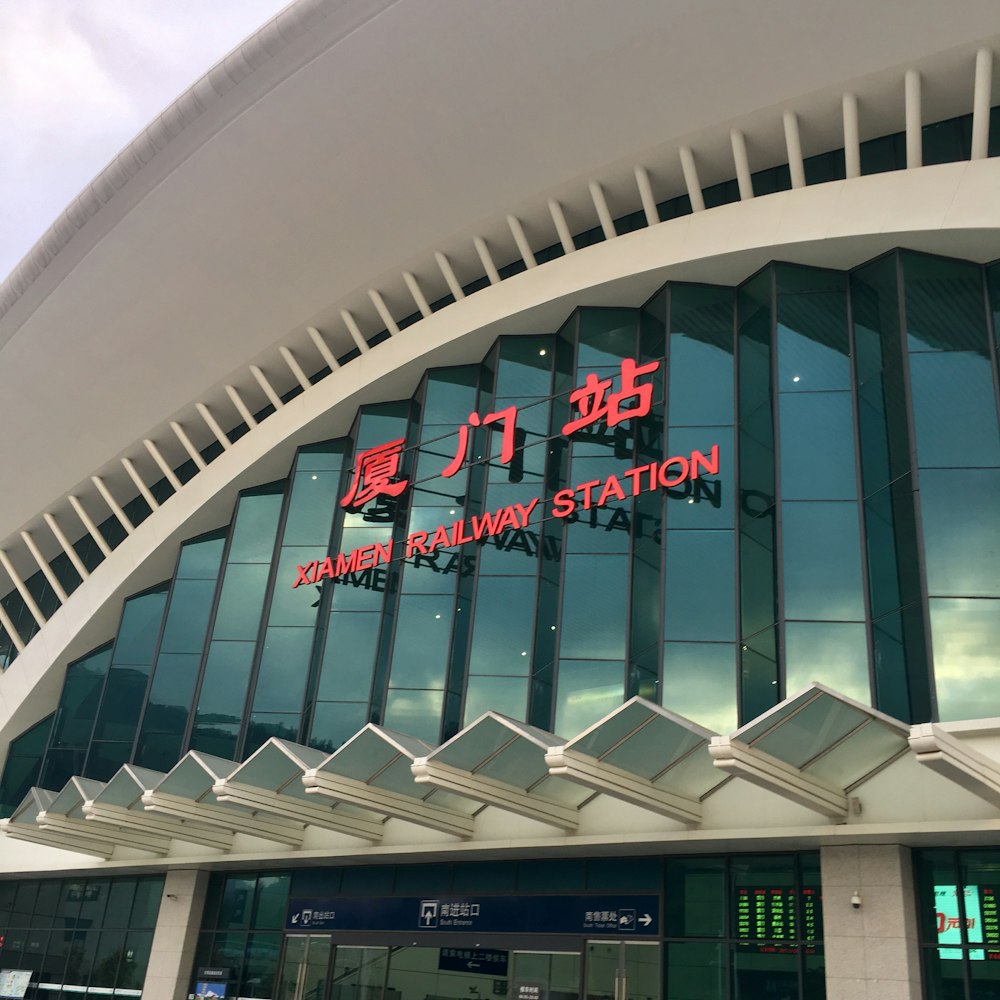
851;893;862;909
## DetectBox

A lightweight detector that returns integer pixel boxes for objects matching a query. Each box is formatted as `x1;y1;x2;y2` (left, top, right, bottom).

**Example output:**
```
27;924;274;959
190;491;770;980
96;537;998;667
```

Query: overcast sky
0;0;287;282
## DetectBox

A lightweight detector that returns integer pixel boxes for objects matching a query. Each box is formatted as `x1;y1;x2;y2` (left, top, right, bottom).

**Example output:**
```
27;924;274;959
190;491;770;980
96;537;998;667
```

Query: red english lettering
691;445;720;478
552;489;576;518
658;457;690;488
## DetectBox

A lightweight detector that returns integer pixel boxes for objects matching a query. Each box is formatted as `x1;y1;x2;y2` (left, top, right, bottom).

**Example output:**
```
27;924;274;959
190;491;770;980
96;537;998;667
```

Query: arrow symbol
291;914;300;924
639;914;652;927
467;962;480;969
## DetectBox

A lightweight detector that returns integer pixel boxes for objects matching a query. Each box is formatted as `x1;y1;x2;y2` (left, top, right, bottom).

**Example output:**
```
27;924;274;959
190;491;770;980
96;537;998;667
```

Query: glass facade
0;875;163;996
916;849;1000;1000
3;249;1000;811
193;855;821;1000
1;105;998;677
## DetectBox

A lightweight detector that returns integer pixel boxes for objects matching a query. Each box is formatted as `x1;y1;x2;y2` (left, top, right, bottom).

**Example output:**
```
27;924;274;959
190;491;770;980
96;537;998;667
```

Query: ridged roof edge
0;0;382;324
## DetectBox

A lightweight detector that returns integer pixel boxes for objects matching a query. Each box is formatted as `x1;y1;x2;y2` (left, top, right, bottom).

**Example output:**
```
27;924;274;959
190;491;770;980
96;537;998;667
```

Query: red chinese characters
340;438;409;510
562;358;659;436
441;406;519;478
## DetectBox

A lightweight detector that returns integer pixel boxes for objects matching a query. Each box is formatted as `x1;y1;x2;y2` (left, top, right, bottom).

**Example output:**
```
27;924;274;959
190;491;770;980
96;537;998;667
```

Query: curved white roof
0;0;998;580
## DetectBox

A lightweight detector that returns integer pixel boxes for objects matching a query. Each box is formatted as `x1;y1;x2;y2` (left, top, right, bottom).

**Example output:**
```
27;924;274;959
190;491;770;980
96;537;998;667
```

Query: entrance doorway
585;942;659;1000
276;940;659;1000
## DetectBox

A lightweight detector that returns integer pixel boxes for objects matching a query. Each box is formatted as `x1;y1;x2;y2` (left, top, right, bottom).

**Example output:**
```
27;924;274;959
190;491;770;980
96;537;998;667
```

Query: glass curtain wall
0;875;163;995
5;251;1000;798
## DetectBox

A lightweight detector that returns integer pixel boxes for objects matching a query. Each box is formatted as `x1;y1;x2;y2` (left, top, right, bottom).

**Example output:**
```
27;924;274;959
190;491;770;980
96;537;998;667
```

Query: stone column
821;845;923;1000
143;869;209;1000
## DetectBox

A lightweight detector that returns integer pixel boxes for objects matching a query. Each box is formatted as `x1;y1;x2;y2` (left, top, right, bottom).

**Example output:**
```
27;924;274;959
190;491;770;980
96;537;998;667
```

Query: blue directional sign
285;894;659;935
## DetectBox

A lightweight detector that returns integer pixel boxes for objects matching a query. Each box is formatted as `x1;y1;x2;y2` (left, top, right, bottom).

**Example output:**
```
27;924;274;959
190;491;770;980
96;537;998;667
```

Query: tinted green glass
665;942;724;1000
176;534;226;579
264;548;323;626
664;530;736;640
932;598;1000;720
785;622;870;702
91;664;151;742
779;391;858;500
141;652;201;732
227;491;284;563
468;577;536;676
782;502;865;620
251;626;315;714
463;675;529;725
213;563;270;640
50;649;112;748
554;659;624;737
668;285;735;427
665;856;726;937
309;701;368;752
662;642;737;733
921;470;1000;597
576;309;637;369
559;555;628;659
909;351;1000;468
382;688;444;742
196;641;255;725
111;589;168;665
280;471;341;547
159;579;216;653
387;597;453;689
317;613;380;701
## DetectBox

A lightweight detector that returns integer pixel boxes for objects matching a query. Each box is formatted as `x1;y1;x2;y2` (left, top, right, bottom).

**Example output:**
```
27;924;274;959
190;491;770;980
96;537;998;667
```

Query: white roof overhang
213;737;386;842
37;776;169;855
302;725;477;838
86;763;234;851
1;787;115;858
412;713;590;832
708;683;910;820
909;722;1000;807
141;750;306;847
545;697;725;825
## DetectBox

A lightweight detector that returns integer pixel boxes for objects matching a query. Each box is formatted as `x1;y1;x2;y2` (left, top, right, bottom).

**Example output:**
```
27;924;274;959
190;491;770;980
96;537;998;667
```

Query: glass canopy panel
805;721;908;789
155;753;236;800
95;767;160;809
567;700;660;758
325;730;428;783
653;750;728;800
478;738;550;789
529;774;593;807
432;716;518;769
601;716;710;779
749;696;870;768
232;741;329;792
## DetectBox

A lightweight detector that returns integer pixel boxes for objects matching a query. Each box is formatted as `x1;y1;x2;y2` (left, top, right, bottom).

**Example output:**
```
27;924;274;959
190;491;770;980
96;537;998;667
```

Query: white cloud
0;0;288;281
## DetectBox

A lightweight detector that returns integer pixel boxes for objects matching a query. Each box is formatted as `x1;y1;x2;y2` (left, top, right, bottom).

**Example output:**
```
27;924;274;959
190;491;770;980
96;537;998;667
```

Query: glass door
278;935;334;1000
331;946;389;1000
510;950;582;1000
585;942;659;1000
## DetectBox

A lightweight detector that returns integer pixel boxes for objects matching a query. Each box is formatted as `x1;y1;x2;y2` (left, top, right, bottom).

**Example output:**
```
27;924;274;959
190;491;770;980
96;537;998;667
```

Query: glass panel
176;535;226;580
559;556;628;660
309;702;369;753
665;857;726;938
468;577;537;676
665;942;724;1000
664;531;736;641
252;626;315;714
510;951;581;1000
784;622;870;703
318;613;381;701
463;676;529;726
909;351;1000;469
750;697;866;767
213;564;270;640
732;946;799;999
159;579;217;653
554;660;624;738
782;502;865;621
382;689;444;743
387;597;454;689
662;642;737;733
331;945;389;1000
111;590;168;665
932;598;1000;721
779;391;858;500
228;491;284;564
921;469;1000;598
585;941;618;1000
